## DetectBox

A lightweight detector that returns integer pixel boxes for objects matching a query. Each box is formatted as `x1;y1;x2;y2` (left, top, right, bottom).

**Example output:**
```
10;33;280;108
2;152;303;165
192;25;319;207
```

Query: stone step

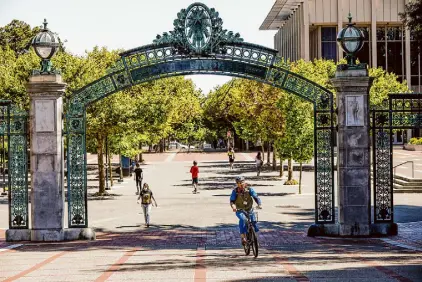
393;174;422;183
393;178;422;186
394;184;422;193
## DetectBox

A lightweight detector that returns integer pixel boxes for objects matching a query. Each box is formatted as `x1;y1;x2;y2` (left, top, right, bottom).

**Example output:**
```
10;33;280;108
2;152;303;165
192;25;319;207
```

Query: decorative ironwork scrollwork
65;2;336;227
0;101;29;229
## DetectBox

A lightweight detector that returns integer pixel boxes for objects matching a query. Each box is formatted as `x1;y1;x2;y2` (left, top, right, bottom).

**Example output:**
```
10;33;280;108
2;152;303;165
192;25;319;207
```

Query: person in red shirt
190;161;199;194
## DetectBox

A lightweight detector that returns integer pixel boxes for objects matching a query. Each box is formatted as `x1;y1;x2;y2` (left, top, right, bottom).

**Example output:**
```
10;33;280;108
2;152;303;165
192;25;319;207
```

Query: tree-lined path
1;152;421;281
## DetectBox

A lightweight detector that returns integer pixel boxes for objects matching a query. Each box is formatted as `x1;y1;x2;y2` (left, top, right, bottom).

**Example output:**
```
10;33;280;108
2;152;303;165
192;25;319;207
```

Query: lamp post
336;13;365;67
31;19;60;74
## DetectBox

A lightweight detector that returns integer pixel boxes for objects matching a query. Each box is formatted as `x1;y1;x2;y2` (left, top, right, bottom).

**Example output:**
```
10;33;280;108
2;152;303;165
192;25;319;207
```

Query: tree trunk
119;154;124;180
167;137;170;151
159;139;164;153
138;142;143;162
299;162;303;194
279;157;284;177
188;141;191;153
261;143;265;163
288;158;293;181
266;142;271;164
97;137;105;195
245;140;249;151
108;152;113;187
272;144;276;171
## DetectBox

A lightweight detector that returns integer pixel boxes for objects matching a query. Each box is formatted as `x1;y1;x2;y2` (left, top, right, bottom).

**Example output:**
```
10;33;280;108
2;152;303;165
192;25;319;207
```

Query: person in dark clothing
134;163;143;195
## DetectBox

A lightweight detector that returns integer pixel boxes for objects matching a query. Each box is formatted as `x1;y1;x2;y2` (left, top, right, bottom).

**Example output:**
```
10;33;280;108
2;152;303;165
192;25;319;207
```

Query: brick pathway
1;230;421;281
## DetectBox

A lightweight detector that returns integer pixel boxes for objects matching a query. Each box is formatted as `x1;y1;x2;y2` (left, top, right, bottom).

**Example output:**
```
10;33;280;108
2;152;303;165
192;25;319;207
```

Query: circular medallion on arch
184;3;212;53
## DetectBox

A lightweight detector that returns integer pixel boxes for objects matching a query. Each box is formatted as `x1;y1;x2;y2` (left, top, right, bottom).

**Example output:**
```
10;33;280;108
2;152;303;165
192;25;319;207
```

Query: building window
321;27;337;61
356;27;371;66
376;26;406;82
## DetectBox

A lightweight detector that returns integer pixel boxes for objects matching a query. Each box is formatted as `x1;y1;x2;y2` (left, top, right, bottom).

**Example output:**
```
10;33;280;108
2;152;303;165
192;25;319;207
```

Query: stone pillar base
31;229;64;241
308;223;398;237
6;229;31;241
308;224;339;237
64;228;96;241
370;223;398;236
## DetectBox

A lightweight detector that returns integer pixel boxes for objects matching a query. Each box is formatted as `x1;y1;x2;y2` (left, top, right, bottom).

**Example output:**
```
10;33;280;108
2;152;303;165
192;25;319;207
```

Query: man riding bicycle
230;176;262;246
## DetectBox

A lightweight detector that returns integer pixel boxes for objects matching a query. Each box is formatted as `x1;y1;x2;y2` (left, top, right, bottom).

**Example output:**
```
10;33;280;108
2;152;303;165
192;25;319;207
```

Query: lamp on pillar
31;19;60;74
336;13;365;68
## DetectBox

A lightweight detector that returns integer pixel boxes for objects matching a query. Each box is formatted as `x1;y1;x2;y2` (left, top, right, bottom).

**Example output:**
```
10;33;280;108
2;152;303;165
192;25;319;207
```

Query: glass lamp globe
337;14;365;65
31;19;59;64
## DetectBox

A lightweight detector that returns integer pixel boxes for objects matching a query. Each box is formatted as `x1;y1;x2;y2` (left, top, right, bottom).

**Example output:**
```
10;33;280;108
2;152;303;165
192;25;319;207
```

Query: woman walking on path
255;152;263;176
228;147;235;169
137;183;158;227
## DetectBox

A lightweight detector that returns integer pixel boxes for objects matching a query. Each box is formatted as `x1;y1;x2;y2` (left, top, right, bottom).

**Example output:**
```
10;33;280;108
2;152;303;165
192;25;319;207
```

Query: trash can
121;156;130;177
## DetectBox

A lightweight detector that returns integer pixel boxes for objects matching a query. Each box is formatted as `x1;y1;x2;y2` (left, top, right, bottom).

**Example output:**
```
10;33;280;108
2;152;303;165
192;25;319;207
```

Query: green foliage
409;137;422;145
400;0;422;44
369;68;410;106
0;20;40;54
284;179;298;185
0;46;39;108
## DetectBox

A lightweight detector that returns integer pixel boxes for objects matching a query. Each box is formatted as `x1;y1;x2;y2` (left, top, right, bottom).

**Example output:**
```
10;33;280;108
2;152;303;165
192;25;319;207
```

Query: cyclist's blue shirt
230;187;261;205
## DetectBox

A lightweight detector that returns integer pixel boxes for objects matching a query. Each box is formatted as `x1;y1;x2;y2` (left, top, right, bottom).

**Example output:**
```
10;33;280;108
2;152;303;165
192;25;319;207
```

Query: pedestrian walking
255;152;263;176
190;161;199;194
228;147;235;169
134;162;143;195
137;183;157;227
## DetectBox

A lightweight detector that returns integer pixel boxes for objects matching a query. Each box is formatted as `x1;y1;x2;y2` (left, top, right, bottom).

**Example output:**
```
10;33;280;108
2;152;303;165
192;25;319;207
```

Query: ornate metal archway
65;2;335;228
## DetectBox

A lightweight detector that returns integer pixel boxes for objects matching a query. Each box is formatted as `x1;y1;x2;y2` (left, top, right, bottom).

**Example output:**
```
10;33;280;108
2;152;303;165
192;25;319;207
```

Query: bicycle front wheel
243;241;251;256
251;229;259;258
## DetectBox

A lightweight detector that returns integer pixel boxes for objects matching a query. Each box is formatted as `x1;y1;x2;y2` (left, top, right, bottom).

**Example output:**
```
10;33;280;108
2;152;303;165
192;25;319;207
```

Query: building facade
261;0;421;93
261;0;421;142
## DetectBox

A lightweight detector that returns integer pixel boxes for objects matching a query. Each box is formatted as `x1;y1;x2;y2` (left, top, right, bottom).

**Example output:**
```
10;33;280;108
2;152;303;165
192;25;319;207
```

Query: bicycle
239;208;260;258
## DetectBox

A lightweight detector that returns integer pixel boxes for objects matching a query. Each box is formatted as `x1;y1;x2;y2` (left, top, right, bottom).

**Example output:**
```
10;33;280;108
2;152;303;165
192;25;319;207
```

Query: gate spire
153;2;243;55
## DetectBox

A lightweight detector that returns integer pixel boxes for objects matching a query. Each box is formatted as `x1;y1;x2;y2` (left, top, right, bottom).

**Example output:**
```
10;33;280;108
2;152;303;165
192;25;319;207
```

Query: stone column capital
331;76;374;93
26;74;66;97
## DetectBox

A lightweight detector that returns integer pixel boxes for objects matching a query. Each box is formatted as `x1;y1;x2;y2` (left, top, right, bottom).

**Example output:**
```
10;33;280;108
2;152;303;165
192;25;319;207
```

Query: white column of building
317;26;322;58
288;16;292;60
371;0;378;68
337;0;343;61
303;0;310;61
294;11;296;60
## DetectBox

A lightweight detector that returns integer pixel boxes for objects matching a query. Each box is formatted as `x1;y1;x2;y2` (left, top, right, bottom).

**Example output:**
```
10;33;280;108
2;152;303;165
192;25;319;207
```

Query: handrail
393;161;414;178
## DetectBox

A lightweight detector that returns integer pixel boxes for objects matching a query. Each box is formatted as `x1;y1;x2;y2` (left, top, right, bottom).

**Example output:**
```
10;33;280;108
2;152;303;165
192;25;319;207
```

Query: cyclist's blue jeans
236;210;259;234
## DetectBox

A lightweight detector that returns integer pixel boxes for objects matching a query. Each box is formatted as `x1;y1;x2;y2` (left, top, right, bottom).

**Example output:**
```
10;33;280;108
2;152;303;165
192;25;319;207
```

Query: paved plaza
0;152;421;281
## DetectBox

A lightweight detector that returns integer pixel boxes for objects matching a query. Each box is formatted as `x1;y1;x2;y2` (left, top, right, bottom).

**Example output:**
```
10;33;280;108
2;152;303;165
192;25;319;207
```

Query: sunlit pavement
0;152;421;281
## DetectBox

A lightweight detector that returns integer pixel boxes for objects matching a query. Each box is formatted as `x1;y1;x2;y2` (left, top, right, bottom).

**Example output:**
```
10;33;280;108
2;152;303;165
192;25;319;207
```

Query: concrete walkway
0;152;421;281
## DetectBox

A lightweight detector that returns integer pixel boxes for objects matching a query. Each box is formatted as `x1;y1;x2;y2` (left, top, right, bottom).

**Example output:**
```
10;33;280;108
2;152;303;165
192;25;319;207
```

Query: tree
0;20;40;54
400;0;422;44
369;68;410;106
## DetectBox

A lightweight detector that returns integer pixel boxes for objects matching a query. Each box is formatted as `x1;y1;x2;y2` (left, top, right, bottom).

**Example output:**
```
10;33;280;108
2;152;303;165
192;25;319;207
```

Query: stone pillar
332;68;372;236
27;74;66;241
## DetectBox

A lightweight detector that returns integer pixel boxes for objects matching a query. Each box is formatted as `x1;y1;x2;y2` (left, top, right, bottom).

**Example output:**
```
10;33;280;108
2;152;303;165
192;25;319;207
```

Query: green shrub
409;138;422;145
284;179;299;185
409;138;418;145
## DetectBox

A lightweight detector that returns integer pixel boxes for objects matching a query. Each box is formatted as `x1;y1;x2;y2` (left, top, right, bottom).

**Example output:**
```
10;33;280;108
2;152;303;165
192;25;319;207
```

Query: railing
393;161;414;178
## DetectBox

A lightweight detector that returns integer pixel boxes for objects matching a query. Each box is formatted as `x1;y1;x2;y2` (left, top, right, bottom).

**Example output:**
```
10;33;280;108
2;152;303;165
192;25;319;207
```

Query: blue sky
0;0;277;93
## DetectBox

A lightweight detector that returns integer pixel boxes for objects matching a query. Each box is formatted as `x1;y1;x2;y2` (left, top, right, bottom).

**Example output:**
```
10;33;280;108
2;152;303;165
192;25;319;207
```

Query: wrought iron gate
0;101;29;229
65;2;336;228
371;93;422;222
